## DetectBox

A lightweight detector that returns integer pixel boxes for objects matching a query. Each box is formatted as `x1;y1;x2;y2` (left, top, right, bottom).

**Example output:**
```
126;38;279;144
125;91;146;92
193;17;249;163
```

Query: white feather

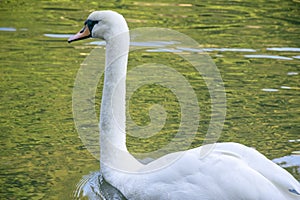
70;10;300;200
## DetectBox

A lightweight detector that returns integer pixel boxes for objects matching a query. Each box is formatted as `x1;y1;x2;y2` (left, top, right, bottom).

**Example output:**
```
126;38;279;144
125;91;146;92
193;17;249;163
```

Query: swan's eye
84;20;101;32
84;20;100;26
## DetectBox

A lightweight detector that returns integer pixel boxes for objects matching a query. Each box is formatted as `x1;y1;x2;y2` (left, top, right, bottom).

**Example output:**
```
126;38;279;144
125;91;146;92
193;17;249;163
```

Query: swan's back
115;143;300;200
215;143;300;198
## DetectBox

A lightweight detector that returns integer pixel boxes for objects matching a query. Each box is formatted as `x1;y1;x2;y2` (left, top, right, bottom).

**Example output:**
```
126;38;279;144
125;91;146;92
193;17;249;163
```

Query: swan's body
107;142;300;200
69;10;300;200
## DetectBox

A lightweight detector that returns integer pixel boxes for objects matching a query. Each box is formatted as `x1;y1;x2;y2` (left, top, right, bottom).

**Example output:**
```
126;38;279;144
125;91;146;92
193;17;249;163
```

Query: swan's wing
113;143;300;199
138;143;300;200
214;142;300;199
165;148;286;199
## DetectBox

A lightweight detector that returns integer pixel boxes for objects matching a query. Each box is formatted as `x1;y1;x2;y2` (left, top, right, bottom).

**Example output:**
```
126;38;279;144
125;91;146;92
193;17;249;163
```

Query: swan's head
68;10;128;43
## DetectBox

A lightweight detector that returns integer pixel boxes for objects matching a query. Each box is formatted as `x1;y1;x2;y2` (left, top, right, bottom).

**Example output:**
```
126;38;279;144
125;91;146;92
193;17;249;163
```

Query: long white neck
99;30;129;160
100;32;129;151
100;29;143;177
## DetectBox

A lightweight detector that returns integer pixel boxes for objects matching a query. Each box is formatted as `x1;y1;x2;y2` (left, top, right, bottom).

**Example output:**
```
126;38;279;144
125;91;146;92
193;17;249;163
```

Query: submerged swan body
69;10;300;199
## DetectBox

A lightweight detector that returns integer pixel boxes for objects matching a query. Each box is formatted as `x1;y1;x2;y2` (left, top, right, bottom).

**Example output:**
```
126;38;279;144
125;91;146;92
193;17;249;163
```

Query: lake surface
0;0;299;199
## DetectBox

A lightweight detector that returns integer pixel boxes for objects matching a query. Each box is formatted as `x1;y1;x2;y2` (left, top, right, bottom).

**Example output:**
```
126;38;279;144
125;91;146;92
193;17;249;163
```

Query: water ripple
267;47;300;52
261;88;279;92
273;155;300;173
244;54;293;60
0;27;17;31
280;86;291;89
177;47;256;52
44;33;74;38
287;72;298;76
293;56;300;59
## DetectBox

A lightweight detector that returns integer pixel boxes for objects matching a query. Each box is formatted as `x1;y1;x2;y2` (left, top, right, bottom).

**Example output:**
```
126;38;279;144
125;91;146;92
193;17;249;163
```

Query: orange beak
68;25;91;43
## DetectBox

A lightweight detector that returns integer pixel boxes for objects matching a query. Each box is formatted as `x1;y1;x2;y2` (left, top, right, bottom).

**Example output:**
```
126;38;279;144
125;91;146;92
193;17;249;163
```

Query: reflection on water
244;54;293;60
44;33;74;38
261;88;279;92
287;72;299;76
0;27;17;31
267;47;300;52
293;56;300;59
273;155;300;174
74;172;126;200
280;86;291;90
0;27;28;31
177;47;256;52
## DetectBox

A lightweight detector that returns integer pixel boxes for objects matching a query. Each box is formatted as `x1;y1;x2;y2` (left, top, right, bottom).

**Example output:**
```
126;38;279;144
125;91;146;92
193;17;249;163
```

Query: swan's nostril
80;27;85;33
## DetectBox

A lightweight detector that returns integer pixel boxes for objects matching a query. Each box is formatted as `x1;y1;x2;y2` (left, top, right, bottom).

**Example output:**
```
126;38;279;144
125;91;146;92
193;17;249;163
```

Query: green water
1;0;299;199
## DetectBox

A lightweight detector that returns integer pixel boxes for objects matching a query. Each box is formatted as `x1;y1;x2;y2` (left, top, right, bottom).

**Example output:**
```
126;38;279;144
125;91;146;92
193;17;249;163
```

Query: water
0;0;299;199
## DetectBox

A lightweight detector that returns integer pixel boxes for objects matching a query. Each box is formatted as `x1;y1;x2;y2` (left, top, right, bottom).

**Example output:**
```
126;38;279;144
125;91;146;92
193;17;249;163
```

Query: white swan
68;10;300;200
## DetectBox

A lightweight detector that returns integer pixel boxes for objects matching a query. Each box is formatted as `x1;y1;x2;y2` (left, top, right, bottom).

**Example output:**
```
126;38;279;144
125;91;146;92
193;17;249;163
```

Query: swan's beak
68;25;91;43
